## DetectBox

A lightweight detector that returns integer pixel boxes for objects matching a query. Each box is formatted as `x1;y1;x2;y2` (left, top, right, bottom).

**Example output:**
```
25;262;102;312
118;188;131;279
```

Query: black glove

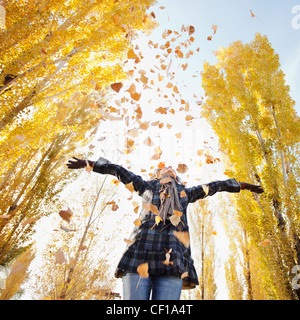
66;157;94;169
240;182;264;194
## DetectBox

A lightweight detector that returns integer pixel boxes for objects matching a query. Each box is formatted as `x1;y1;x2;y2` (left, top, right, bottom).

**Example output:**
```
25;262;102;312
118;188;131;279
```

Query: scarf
158;175;182;223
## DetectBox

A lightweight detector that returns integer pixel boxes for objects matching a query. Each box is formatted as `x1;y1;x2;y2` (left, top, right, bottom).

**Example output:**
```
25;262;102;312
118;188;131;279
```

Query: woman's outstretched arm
185;178;263;203
66;157;150;196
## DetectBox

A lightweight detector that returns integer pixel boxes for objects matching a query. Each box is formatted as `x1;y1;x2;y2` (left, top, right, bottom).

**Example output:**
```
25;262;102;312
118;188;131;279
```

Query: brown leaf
111;82;123;93
59;208;73;223
169;214;181;227
55;248;67;264
188;25;195;35
160;176;171;184
176;163;188;173
211;24;218;34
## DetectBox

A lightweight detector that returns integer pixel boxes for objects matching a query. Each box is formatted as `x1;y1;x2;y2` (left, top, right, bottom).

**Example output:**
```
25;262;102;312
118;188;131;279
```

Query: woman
67;156;263;300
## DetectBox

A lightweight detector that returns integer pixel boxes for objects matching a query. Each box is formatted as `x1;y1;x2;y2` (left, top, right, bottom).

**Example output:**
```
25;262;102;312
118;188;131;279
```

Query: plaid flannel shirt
93;159;241;289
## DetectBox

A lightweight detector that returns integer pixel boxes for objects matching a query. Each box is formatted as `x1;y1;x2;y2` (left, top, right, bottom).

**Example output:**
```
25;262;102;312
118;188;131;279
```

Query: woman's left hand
239;182;264;194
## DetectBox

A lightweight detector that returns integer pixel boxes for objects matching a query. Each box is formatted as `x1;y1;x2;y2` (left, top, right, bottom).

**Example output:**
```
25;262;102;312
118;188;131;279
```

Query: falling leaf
207;36;212;41
134;218;142;226
55;248;67;264
155;107;167;114
58;208;73;223
197;149;204;156
137;263;149;278
177;163;188;173
111;82;123;93
139;121;150;130
202;184;209;196
158;162;165;169
130;92;141;101
212;231;217;236
143;137;154;146
112;14;121;25
250;10;255;17
188;25;195;36
125;182;135;193
173;231;190;247
259;239;271;246
211;24;218;34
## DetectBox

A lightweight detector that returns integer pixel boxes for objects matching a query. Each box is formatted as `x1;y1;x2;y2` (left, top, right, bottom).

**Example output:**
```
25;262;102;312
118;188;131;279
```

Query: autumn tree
0;0;157;269
185;199;217;300
0;0;157;130
201;33;300;299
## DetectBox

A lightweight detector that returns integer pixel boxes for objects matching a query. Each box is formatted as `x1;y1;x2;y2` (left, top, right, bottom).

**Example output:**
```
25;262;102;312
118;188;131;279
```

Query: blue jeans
122;272;183;300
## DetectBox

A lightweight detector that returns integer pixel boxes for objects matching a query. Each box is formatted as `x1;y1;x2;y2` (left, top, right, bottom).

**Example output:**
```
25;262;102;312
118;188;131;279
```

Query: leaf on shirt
85;160;93;172
181;271;189;279
151;215;162;229
137;262;149;278
173;231;190;248
180;190;187;198
162;249;173;266
169;214;181;227
143;202;159;215
202;184;209;196
160;176;171;184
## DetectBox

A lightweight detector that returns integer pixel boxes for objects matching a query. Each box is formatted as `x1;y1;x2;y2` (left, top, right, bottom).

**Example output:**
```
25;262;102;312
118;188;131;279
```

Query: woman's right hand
66;157;94;169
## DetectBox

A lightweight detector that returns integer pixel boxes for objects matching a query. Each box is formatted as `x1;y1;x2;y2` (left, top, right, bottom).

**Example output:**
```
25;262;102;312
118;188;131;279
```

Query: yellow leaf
125;182;135;193
134;218;142;226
